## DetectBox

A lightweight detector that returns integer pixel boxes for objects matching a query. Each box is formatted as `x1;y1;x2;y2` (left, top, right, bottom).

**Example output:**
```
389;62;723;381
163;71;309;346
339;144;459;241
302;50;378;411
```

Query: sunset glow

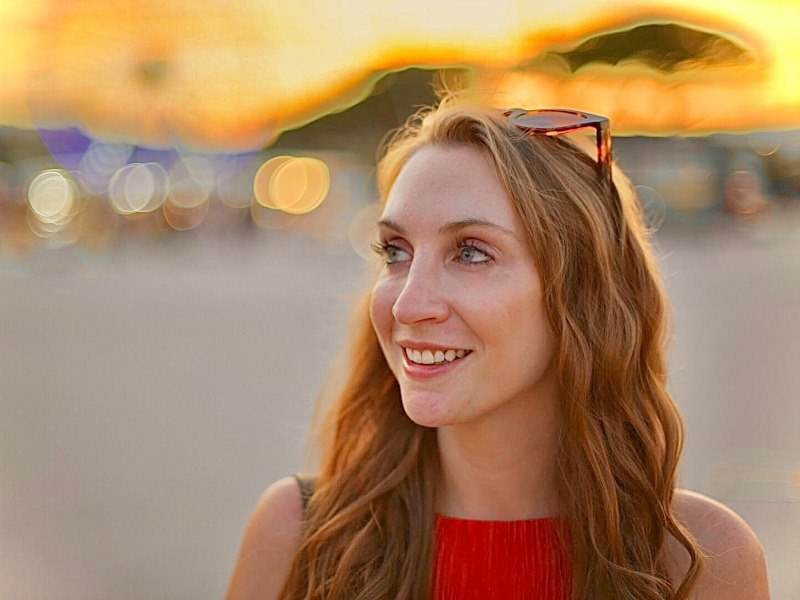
0;0;795;149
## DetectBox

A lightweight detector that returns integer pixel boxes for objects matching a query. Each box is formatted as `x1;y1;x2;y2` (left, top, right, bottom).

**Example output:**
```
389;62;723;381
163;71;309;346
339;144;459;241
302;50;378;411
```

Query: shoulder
225;476;306;600
666;488;770;599
248;476;307;544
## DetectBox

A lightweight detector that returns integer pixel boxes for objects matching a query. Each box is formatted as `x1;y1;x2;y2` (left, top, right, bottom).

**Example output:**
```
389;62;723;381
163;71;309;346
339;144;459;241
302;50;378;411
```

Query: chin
400;390;459;428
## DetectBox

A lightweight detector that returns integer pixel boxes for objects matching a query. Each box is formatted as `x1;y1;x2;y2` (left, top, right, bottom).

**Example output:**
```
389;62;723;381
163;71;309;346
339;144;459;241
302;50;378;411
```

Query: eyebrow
377;217;520;241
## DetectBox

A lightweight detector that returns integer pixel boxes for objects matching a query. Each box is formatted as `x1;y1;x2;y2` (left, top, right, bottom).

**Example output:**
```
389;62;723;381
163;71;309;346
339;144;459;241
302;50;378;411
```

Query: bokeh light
77;140;134;193
347;201;382;261
269;157;329;215
253;156;330;214
179;155;216;192
28;170;77;224
167;178;208;211
162;195;209;231
108;162;168;214
748;133;782;157
26;169;84;243
253;156;293;210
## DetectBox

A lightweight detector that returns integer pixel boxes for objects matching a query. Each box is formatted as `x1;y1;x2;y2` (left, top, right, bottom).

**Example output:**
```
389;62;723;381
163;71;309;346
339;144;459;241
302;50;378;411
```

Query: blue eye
371;242;410;265
370;240;492;267
456;241;491;265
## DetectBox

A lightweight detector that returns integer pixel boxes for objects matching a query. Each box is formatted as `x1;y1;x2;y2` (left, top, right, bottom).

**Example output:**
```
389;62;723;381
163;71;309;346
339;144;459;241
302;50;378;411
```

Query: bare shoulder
225;476;306;600
665;488;770;599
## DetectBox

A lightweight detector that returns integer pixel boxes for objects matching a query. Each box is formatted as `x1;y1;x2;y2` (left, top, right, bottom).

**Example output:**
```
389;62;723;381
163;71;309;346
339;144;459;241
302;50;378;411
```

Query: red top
433;514;572;600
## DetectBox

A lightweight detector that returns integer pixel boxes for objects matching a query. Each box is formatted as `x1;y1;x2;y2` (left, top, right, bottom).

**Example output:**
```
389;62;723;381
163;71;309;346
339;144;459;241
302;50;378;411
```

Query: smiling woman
225;97;770;600
370;144;559;436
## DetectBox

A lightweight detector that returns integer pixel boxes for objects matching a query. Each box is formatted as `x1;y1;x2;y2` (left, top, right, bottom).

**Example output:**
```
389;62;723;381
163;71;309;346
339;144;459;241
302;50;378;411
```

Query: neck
435;389;562;521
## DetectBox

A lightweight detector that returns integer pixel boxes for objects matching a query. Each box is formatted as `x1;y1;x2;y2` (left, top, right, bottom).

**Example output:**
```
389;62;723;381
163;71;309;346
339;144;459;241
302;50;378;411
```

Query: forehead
382;144;521;232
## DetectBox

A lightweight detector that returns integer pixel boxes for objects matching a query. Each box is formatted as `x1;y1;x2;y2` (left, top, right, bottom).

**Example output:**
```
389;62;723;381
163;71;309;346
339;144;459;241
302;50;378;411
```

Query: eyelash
370;239;493;267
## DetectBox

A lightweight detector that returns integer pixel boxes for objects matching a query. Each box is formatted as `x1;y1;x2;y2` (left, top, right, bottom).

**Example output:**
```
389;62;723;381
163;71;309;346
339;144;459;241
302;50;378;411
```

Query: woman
226;98;770;599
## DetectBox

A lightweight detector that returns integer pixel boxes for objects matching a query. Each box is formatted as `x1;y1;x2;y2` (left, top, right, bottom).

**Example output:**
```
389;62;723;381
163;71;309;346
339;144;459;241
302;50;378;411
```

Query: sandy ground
1;209;798;599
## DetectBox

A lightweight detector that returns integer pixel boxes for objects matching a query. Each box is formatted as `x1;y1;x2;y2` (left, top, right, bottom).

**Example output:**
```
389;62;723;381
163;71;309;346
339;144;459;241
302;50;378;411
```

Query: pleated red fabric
433;515;572;600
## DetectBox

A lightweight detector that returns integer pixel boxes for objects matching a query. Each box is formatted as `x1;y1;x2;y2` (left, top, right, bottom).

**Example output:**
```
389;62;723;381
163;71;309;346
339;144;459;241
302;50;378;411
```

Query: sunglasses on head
504;108;613;186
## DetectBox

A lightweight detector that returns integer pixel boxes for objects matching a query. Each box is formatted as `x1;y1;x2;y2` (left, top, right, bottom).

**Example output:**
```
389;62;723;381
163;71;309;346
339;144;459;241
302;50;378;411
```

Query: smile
403;347;471;365
400;346;472;381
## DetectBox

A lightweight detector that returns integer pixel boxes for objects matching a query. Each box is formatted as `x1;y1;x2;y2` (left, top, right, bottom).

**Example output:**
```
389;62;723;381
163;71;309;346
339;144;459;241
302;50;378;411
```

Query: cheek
515;310;557;371
488;288;554;360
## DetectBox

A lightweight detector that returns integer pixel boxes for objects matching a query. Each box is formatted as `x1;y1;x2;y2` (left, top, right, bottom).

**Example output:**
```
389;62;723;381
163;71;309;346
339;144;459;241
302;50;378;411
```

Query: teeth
404;347;469;365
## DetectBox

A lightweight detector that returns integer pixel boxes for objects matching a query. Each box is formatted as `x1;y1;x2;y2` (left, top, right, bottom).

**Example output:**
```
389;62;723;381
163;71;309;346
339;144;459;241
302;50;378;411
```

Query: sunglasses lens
512;110;589;129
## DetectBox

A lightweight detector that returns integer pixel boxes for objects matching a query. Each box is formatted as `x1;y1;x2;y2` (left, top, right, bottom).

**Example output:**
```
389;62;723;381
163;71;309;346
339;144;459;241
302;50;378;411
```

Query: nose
391;258;450;325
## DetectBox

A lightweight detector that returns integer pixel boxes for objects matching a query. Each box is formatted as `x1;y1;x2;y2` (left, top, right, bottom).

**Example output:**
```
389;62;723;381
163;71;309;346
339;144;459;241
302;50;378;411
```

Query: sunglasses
504;108;613;185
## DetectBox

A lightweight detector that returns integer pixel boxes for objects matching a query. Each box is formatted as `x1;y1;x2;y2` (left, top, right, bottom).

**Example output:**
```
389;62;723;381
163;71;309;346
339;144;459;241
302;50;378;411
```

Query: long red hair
280;97;705;599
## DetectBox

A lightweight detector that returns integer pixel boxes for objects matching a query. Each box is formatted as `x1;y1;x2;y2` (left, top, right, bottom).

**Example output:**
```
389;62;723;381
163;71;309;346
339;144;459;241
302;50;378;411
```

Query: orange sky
1;0;798;149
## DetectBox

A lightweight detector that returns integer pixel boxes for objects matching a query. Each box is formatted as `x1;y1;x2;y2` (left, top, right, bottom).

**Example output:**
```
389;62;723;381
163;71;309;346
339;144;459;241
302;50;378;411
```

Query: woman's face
369;144;558;428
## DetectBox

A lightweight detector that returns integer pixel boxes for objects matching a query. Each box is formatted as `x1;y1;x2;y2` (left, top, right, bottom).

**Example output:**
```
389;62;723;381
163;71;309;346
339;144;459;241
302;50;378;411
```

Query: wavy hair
280;97;705;599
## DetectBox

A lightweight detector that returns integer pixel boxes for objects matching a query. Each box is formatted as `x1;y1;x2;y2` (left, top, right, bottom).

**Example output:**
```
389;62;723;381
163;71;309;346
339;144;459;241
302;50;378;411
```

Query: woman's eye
371;242;411;264
457;243;491;265
371;240;490;266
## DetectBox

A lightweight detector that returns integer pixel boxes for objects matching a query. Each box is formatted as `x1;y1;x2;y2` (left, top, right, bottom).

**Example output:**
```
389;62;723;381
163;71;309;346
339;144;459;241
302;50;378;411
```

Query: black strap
293;473;316;512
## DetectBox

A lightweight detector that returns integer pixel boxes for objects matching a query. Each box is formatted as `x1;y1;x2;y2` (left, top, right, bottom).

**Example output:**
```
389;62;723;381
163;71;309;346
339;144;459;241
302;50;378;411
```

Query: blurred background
0;1;799;598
